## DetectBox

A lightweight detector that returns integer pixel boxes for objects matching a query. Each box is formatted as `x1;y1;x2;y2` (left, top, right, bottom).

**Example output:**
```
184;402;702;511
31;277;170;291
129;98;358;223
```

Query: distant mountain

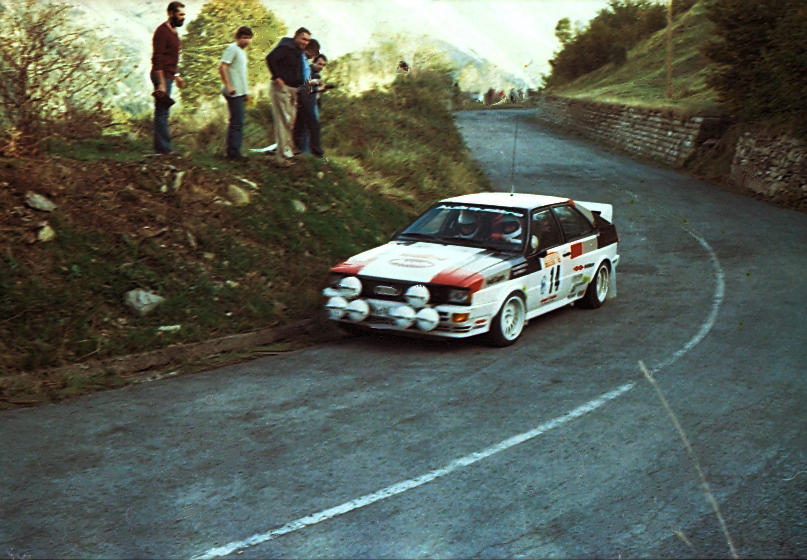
64;0;537;113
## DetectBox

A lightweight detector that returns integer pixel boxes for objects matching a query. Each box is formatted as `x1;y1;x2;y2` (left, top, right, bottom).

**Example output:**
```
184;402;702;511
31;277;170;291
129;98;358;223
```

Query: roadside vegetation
542;0;806;134
540;0;806;196
0;2;488;405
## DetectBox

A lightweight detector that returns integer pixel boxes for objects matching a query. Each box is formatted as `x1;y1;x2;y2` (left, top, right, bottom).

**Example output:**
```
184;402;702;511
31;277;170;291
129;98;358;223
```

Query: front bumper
329;297;499;339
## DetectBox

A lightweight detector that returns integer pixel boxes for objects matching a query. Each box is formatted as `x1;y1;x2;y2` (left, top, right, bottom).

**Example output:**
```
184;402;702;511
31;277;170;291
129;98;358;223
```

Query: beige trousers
270;80;297;161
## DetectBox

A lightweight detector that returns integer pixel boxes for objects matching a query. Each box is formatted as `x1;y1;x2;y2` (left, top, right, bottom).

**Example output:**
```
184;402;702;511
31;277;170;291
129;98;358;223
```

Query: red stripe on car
331;261;366;275
431;269;485;293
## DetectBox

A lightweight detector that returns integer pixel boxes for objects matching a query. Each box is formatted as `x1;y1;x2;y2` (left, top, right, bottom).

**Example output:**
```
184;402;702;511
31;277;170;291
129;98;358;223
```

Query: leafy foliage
180;0;286;112
702;0;807;132
322;68;484;213
543;0;697;88
0;0;130;155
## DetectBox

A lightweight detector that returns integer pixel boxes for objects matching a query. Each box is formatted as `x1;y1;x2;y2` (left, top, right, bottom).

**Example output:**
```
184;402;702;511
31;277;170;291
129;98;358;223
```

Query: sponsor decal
542;252;562;268
486;272;509;287
541;294;558;304
389;257;435;269
540;276;549;295
571;242;583;259
573;264;585;272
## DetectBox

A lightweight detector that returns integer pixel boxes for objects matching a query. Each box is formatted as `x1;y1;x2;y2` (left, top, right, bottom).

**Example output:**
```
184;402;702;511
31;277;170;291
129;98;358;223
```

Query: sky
77;0;608;89
266;0;607;86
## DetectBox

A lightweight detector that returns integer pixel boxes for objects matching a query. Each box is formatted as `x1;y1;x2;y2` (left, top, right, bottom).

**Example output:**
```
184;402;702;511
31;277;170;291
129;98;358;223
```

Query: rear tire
579;262;610;309
487;293;526;346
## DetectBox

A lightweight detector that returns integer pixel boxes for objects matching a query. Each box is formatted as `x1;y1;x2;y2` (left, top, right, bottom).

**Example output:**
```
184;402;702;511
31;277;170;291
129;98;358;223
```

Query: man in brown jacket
150;2;186;154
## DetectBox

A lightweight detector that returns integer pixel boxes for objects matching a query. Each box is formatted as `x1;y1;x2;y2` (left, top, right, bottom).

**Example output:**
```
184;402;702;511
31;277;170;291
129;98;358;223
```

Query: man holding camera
150;1;186;155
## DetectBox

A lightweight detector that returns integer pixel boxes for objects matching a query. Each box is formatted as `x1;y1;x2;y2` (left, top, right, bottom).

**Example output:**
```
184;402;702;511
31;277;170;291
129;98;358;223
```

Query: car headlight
447;288;471;304
390;305;416;329
415;308;440;331
345;299;370;322
404;285;430;308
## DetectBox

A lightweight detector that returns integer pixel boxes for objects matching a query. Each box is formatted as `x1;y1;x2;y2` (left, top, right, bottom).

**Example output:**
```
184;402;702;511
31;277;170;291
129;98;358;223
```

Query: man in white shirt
219;26;254;161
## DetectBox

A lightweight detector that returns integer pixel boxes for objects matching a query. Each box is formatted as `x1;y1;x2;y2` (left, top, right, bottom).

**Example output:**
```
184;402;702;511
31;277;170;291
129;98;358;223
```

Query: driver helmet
497;216;522;243
456;211;478;238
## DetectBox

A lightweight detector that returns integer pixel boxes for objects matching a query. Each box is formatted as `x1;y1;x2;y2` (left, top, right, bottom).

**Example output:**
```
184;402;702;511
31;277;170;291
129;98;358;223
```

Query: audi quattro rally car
323;192;619;346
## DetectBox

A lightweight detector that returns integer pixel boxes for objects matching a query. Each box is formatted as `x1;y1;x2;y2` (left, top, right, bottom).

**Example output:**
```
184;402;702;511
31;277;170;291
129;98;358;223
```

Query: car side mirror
530;234;540;252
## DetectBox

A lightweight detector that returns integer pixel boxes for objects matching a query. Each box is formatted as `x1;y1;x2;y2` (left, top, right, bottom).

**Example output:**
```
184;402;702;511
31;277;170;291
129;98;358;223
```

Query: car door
525;208;567;311
551;204;599;301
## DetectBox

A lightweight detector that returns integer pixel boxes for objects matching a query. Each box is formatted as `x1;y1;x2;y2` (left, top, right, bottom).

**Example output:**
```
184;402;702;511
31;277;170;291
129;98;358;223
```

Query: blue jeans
224;94;246;157
150;72;173;154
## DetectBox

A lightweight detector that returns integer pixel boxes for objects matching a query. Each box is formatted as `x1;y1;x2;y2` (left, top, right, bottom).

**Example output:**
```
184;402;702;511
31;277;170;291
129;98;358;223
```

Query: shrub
0;0;129;155
702;0;807;133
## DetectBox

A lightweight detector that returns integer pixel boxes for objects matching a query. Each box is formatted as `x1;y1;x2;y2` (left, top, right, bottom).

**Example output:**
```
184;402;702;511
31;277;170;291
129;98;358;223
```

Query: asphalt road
2;109;805;559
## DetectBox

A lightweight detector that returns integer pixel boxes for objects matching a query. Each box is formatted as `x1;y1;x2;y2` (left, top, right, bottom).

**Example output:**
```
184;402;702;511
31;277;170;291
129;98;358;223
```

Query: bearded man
150;1;186;155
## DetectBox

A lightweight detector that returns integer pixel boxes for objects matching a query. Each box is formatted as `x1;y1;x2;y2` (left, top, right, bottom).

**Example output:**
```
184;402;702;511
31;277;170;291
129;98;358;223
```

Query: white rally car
323;192;619;345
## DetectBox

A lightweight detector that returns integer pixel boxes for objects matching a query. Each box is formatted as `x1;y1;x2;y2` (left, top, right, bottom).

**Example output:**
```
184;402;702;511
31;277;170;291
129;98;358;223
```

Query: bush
702;0;807;134
0;0;129;155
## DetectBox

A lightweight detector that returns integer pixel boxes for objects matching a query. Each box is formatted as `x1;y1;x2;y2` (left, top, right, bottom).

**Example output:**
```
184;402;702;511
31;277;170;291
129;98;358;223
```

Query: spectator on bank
150;1;186;155
294;53;328;157
218;26;254;161
293;39;320;154
265;27;311;166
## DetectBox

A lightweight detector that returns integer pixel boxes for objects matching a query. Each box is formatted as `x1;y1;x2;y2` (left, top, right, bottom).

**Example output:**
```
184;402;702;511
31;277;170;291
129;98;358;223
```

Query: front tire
487;293;526;346
579;261;610;309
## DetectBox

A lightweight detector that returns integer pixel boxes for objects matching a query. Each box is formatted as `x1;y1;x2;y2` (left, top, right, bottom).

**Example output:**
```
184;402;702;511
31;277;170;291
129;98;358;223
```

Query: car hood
333;241;507;286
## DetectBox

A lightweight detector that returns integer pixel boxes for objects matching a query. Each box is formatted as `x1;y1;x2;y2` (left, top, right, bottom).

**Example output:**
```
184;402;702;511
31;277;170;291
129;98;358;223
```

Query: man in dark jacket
150;1;186;154
265;27;311;165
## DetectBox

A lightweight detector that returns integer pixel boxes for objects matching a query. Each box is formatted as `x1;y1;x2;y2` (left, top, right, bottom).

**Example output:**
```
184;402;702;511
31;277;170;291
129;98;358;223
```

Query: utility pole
665;0;673;98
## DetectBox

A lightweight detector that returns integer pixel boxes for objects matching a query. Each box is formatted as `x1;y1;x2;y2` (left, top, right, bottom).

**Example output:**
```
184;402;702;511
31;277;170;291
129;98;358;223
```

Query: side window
531;209;564;252
552;205;594;240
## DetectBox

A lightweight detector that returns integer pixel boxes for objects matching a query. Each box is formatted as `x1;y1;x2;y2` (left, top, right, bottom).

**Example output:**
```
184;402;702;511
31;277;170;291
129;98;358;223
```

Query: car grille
359;276;455;305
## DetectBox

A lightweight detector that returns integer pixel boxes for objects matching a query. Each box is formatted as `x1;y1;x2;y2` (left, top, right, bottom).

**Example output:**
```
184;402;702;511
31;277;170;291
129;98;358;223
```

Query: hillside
0;72;489;407
548;1;718;115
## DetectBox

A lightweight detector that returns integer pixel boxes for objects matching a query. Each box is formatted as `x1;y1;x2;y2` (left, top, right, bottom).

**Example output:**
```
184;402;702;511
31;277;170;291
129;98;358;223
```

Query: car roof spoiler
574;200;613;223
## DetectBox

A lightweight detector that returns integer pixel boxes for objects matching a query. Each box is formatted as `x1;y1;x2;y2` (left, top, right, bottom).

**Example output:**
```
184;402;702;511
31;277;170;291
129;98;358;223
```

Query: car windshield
395;204;527;253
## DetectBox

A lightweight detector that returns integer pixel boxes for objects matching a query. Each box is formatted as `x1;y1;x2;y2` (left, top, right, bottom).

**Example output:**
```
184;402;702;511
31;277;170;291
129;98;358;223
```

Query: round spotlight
415;308;440;331
345;299;370;322
325;296;348;320
337;276;362;299
404;284;430;308
390;305;416;329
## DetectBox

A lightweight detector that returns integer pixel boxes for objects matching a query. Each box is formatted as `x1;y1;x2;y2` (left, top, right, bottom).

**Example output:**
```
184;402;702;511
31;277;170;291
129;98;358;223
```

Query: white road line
193;227;725;560
192;382;635;560
650;227;725;374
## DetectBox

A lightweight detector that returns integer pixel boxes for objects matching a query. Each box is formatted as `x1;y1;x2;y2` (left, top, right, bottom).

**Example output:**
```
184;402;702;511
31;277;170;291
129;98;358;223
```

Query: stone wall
536;95;727;168
535;95;806;209
730;132;807;207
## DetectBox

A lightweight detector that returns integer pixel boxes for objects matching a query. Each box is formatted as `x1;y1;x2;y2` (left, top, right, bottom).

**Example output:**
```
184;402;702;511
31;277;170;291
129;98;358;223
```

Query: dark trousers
293;89;323;156
224;94;246;157
150;72;173;154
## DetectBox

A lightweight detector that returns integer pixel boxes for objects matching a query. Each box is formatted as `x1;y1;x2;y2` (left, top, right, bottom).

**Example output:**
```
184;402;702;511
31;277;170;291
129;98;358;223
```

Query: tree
0;0;128;155
544;0;667;88
179;0;286;112
702;0;807;131
555;18;573;46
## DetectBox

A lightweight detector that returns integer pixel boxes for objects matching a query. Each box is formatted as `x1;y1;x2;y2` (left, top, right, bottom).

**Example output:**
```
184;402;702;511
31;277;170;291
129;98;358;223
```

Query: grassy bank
0;71;489;406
